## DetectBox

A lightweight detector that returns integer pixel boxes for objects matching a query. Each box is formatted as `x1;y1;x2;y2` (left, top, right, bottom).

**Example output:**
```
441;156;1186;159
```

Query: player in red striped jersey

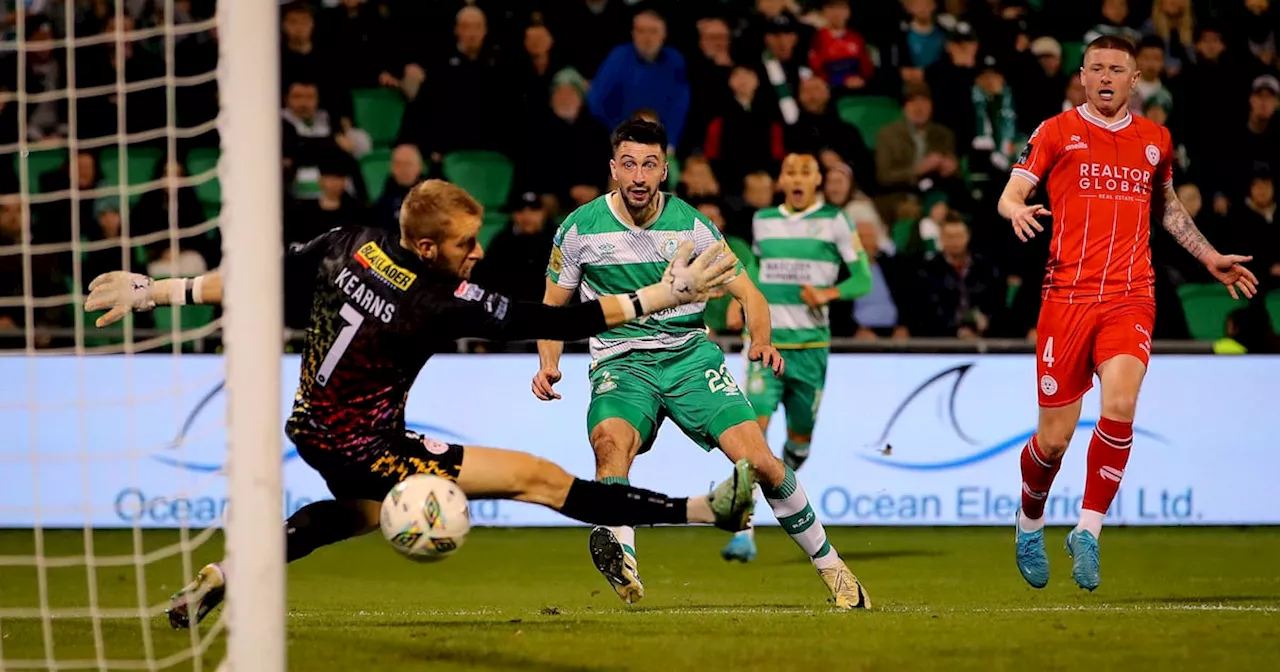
997;35;1258;591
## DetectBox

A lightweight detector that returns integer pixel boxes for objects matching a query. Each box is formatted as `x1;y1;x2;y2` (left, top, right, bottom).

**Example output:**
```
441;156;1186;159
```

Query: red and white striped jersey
1012;104;1174;304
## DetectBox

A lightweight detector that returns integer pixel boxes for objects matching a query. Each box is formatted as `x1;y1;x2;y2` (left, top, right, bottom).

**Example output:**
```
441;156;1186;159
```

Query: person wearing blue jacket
587;9;691;152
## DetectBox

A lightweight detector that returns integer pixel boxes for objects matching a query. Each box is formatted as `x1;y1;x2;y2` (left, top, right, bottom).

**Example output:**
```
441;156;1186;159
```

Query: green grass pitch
1;526;1277;671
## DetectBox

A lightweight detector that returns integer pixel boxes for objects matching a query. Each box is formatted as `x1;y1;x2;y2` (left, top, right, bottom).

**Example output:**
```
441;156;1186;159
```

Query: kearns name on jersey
335;266;397;323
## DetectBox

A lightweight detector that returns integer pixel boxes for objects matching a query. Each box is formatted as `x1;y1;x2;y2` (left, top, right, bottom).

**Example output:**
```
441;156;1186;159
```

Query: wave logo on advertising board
152;381;469;473
858;364;1170;471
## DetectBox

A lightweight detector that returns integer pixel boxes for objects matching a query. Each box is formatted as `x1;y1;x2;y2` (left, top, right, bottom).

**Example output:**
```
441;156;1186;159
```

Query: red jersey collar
1076;104;1132;132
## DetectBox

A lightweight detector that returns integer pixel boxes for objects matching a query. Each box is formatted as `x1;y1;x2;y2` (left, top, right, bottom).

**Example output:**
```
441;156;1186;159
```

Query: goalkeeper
721;153;873;563
85;179;756;629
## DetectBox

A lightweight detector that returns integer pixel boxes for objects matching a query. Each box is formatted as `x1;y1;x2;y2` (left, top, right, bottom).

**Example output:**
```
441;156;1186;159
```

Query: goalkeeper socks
597;476;638;557
1079;417;1133;538
782;439;810;470
559;478;684;528
284;500;369;563
763;465;839;569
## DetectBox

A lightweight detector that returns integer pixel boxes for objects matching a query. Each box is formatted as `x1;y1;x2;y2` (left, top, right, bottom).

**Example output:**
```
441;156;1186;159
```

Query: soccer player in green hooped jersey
533;119;871;610
721;153;873;564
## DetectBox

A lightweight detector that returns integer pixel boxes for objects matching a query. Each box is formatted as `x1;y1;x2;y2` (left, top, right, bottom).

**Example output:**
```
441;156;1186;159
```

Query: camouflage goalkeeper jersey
547;192;737;362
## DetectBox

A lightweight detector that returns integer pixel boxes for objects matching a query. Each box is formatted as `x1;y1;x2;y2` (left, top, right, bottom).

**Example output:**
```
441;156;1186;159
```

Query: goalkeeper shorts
296;431;465;501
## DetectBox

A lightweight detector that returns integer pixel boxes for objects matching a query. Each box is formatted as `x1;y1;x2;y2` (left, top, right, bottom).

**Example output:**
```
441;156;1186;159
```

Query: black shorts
296;431;466;501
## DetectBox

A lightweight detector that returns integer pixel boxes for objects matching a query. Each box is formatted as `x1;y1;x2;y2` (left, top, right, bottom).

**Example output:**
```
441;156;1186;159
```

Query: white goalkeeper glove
85;271;157;328
632;240;739;316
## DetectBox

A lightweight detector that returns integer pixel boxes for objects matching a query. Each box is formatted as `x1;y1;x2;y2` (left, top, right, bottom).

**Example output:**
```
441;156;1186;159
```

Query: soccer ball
380;475;470;562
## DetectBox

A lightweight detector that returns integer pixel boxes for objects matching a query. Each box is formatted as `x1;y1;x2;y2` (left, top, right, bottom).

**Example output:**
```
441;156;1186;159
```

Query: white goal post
218;0;284;670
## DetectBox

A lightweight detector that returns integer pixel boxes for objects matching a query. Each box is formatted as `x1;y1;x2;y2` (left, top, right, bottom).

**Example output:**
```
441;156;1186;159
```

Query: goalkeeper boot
817;557;872;610
1014;508;1050;589
167;562;225;629
708;459;757;532
720;531;757;563
588;526;644;604
1065;528;1101;591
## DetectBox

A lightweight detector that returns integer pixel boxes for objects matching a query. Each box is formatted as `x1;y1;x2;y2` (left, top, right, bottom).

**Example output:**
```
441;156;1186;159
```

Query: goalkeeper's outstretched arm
85;270;222;328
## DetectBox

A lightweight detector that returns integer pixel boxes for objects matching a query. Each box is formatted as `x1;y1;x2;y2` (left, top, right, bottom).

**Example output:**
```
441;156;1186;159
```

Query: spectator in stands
787;69;875;192
739;0;810;64
545;0;633;79
823;163;886;254
372;144;423;233
1233;174;1279;285
521;71;610;212
0;195;68;346
926;20;980;149
318;0;397;98
470;191;555;303
875;82;959;225
682;16;735;156
757;13;806;125
704;65;785;191
285;155;366;245
1016;36;1068;134
282;80;370;201
516;18;565;121
1141;0;1194;77
133;160;208;266
1177;23;1246;194
587;9;691;153
400;5;514;160
808;0;874;95
1064;74;1087;111
1132;36;1174;117
677;156;722;200
898;0;947;79
909;213;1004;338
82;196;132;285
17;18;67;143
35;152;98;252
281;2;327;96
967;54;1018;206
1085;0;1143;46
690;197;753;336
76;15;165;139
724;170;776;238
1242;0;1278;73
851;218;909;340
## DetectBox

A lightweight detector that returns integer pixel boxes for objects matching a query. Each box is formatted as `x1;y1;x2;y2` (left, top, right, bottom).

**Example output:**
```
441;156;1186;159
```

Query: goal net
0;1;282;670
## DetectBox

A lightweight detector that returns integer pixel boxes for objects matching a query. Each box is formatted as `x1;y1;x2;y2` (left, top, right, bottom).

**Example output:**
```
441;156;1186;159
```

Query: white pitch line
286;604;1279;620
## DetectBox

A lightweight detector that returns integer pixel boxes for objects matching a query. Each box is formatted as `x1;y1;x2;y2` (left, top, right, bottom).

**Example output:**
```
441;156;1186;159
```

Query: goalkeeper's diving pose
85;179;756;629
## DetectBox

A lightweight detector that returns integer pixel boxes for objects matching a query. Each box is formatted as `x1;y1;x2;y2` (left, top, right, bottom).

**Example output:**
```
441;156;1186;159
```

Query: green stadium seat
14;149;68;192
441;150;513;209
100;146;164;205
351;88;406;147
480;212;508;249
1177;283;1245;340
1062;41;1085;73
153;305;216;352
1266;291;1280;334
186;147;221;213
361;148;392;202
836;96;902;150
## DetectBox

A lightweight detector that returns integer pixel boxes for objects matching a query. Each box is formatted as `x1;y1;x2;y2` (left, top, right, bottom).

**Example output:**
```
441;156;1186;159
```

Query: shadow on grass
1105;595;1280;605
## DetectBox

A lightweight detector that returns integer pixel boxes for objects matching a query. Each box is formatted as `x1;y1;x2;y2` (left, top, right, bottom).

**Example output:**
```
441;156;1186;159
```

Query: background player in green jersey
533;120;871;610
722;153;873;563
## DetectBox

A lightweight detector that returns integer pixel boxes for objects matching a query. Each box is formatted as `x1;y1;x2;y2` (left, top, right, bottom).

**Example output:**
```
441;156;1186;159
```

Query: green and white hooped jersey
752;201;861;348
547;192;734;362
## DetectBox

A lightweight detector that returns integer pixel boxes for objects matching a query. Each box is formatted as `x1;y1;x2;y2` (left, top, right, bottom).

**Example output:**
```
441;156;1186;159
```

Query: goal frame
218;0;285;669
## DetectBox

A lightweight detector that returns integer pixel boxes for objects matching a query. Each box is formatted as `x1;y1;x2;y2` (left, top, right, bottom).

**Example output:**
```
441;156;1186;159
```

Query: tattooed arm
1160;184;1260;299
1159;184;1216;263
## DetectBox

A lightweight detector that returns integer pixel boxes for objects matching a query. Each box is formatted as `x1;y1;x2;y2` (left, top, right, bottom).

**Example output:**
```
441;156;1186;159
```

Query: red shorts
1034;298;1155;407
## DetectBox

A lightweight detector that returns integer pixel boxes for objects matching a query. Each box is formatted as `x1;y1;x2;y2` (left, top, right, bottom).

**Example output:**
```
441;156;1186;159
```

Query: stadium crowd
0;0;1278;352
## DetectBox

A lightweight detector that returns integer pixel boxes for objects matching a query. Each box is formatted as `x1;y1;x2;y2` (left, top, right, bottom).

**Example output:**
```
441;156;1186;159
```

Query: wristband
184;278;195;305
192;276;206;304
168;278;187;306
628;292;644;318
